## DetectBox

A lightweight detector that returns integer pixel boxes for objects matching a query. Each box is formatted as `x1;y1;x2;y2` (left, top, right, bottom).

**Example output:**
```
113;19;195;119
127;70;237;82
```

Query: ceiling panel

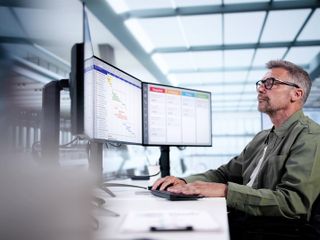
224;71;249;82
213;93;256;101
224;11;265;44
216;101;247;108
152;52;194;73
202;86;254;95
191;51;223;69
247;69;268;81
174;0;221;7
260;9;311;43
225;0;269;3
169;72;224;86
252;47;287;66
204;84;253;94
285;46;320;65
107;0;172;13
181;14;222;46
242;83;256;93
224;49;255;67
238;101;257;107
298;9;320;41
125;19;155;53
15;7;82;45
127;17;185;51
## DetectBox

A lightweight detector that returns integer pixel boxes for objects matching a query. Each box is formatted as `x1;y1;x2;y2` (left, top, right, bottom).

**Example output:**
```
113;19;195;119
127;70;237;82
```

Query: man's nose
256;83;266;93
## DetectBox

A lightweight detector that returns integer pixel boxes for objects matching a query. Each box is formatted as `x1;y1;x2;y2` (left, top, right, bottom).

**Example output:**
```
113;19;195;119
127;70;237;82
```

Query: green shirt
184;110;320;220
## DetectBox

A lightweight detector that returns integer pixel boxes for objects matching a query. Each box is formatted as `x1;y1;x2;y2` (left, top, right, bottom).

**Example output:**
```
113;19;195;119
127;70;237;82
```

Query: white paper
121;210;220;232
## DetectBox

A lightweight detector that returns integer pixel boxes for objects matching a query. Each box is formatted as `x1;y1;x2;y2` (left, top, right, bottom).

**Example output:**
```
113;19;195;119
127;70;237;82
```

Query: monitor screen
84;56;142;144
142;83;212;146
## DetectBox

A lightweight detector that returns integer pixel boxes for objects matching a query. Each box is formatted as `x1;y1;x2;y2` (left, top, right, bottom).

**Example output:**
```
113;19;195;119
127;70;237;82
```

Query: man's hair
266;60;312;103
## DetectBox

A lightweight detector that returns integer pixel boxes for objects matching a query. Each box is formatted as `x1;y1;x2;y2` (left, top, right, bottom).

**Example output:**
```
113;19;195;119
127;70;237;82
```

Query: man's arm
152;139;250;192
151;153;244;192
226;136;320;220
183;154;245;184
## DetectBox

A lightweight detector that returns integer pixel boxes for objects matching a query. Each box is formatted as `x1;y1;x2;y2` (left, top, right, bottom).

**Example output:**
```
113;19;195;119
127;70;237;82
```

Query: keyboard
150;189;203;201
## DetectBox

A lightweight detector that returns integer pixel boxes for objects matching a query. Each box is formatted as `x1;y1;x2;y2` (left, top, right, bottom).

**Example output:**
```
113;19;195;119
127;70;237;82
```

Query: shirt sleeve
183;151;245;184
183;130;267;184
227;134;320;220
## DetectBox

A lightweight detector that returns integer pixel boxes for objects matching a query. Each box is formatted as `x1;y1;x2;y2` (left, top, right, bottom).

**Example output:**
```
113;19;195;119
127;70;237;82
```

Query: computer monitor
84;56;142;145
69;4;92;136
142;83;212;146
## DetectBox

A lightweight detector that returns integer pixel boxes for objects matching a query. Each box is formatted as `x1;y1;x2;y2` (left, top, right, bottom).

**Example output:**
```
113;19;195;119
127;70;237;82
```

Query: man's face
257;68;296;114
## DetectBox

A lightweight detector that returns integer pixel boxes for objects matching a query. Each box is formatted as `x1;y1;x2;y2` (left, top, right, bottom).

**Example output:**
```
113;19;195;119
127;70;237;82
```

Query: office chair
228;194;320;240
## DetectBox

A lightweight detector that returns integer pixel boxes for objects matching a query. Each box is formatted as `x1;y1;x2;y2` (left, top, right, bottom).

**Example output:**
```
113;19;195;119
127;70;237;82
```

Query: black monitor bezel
83;55;143;146
142;82;212;147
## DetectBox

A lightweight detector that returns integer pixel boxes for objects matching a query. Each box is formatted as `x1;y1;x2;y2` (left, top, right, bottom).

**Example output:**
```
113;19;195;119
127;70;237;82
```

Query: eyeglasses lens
265;78;273;90
256;78;275;90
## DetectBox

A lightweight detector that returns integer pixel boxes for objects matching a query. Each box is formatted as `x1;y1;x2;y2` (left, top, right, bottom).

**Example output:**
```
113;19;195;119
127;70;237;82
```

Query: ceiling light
124;19;154;53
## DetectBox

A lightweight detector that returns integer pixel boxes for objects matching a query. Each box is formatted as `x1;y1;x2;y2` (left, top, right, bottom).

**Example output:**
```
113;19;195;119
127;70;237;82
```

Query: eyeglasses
256;77;300;90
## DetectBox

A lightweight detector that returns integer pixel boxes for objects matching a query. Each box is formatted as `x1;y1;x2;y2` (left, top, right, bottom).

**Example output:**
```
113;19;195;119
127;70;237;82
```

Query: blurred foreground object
0;165;94;240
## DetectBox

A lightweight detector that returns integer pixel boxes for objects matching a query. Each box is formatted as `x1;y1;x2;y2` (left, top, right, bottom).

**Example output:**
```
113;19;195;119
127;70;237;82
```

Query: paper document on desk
121;210;220;232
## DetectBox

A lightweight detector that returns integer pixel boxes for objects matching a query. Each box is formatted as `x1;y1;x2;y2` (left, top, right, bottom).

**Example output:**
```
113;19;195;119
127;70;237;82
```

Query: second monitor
143;83;212;146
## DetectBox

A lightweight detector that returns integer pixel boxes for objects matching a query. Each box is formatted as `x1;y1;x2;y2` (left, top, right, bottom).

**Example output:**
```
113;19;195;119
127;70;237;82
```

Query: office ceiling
91;0;320;112
1;0;320;115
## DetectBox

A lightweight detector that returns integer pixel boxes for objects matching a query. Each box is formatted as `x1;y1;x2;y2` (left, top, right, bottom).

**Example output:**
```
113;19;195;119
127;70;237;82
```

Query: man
152;60;320;225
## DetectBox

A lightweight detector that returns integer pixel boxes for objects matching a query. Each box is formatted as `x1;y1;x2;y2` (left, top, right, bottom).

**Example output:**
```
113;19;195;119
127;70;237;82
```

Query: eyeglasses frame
256;77;300;90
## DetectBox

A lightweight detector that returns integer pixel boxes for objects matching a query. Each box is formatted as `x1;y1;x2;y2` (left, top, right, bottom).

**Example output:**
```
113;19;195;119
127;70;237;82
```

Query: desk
95;179;230;240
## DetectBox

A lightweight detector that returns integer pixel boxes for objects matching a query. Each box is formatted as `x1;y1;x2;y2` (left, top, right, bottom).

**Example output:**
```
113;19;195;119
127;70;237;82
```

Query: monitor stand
41;80;117;216
89;141;119;217
88;141;115;197
159;146;170;177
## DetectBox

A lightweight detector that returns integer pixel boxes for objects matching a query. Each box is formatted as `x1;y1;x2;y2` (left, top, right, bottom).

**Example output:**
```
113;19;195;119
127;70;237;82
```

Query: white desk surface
95;179;230;240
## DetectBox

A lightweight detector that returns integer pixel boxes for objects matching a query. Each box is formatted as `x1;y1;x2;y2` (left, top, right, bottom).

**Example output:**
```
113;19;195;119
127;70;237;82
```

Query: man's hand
167;181;228;198
151;176;186;191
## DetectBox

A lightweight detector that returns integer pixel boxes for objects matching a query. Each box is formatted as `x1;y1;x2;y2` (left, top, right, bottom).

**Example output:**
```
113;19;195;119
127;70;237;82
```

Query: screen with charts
142;83;212;146
84;56;142;144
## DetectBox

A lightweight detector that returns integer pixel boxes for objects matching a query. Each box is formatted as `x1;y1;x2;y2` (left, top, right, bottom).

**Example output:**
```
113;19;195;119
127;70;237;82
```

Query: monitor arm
41;79;69;165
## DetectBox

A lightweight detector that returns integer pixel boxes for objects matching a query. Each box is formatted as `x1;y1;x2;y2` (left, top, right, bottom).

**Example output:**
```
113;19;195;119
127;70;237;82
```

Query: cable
105;142;122;148
105;169;161;181
128;170;161;180
131;170;161;178
32;137;84;153
59;137;83;147
102;182;148;190
177;146;186;150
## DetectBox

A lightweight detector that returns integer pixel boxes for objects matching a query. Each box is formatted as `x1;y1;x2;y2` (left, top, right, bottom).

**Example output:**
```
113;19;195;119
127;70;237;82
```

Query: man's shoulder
299;115;320;134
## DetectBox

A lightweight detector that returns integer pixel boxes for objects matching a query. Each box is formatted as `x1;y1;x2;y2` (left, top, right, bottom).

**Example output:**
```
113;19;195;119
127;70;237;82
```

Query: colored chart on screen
84;57;142;144
143;83;212;146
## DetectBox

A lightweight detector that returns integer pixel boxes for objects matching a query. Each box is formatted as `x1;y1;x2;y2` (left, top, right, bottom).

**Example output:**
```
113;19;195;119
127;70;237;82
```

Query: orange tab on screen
166;89;181;95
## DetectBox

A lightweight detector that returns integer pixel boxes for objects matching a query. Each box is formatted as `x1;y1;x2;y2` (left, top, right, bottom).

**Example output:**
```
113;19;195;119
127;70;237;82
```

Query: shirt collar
273;110;304;136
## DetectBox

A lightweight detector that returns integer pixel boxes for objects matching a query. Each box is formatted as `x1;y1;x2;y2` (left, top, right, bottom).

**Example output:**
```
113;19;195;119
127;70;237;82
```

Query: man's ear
291;88;304;102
